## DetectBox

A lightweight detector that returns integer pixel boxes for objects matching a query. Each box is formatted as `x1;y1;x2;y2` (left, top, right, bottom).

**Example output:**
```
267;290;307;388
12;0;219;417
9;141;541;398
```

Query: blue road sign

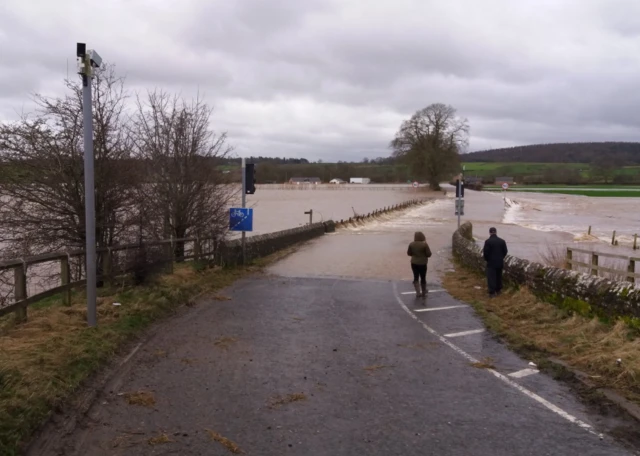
229;208;253;232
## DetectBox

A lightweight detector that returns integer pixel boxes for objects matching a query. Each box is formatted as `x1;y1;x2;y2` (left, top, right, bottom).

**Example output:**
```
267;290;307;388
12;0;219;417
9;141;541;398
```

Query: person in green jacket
407;231;432;298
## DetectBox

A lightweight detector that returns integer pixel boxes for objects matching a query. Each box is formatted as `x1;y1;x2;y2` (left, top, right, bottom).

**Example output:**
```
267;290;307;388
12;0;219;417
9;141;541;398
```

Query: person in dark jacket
483;227;508;297
407;231;432;299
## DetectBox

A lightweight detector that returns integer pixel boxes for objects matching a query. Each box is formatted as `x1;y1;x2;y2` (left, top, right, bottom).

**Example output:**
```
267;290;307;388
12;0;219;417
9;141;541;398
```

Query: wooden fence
0;236;218;322
566;247;640;283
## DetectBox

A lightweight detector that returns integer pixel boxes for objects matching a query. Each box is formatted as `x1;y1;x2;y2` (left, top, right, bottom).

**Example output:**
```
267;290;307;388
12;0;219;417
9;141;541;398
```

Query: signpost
502;182;509;201
455;179;464;228
229;208;253;232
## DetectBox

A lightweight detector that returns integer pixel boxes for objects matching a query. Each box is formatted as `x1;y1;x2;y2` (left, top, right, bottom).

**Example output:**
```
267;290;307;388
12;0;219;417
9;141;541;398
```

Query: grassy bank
0;261;257;455
442;269;640;406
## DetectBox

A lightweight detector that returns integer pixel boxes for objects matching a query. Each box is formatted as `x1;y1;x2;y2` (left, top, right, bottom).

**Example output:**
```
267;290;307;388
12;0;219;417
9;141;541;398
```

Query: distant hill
464;142;640;164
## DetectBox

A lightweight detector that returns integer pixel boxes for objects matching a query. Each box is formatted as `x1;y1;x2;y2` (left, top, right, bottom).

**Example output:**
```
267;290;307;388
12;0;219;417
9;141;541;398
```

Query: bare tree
391;103;469;190
0;66;136;264
131;90;235;260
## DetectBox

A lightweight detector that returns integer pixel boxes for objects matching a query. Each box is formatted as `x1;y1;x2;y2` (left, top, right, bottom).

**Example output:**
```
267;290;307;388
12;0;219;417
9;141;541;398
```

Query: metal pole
457;193;461;229
82;71;97;327
241;157;246;265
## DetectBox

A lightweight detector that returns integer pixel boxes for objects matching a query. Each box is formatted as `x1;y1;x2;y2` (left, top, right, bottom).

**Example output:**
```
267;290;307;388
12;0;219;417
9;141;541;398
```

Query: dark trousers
411;263;427;285
487;266;503;295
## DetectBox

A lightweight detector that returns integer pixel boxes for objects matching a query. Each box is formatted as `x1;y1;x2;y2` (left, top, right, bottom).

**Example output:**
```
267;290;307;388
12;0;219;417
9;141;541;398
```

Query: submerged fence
566;247;640;283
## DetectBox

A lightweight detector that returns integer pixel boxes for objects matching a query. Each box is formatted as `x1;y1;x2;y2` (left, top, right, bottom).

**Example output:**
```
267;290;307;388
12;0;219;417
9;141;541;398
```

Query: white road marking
415;305;467;313
444;329;485;338
509;368;540;379
392;283;596;436
120;343;142;366
401;289;445;295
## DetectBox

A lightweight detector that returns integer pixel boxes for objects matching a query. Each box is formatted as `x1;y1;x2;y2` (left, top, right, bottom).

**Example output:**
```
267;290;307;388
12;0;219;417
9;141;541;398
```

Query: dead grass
443;269;640;404
206;429;242;454
124;390;156;407
214;336;238;349
538;244;568;269
148;432;172;445
211;295;232;301
471;357;495;369
268;392;307;409
0;262;250;456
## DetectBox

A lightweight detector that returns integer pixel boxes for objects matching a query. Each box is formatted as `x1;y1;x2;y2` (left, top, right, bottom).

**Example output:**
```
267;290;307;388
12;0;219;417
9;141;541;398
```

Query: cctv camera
87;49;102;68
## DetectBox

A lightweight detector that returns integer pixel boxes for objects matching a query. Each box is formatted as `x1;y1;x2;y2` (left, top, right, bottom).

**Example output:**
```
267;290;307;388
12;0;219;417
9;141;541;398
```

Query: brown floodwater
267;186;638;283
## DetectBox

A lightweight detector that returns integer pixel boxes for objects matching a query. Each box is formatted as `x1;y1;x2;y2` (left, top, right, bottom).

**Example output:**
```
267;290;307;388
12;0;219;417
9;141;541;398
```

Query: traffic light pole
241;157;246;266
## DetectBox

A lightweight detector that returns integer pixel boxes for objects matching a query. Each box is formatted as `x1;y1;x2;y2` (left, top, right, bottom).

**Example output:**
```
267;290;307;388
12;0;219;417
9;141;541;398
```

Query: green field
486;188;640;197
463;162;640;176
463;162;585;174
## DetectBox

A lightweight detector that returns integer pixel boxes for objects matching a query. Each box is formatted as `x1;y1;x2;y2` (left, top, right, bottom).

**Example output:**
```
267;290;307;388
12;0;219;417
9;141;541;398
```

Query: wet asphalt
49;275;635;456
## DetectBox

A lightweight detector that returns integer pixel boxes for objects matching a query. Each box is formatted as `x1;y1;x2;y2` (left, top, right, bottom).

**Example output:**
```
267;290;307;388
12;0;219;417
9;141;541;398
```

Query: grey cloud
1;0;640;161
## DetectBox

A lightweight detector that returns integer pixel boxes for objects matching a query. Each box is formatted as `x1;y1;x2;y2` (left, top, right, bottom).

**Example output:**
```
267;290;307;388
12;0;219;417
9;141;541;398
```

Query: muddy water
502;191;640;246
244;186;425;235
269;186;637;282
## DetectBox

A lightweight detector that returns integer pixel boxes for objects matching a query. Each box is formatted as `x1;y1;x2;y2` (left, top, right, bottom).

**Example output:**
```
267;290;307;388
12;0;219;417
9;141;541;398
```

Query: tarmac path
34;274;634;455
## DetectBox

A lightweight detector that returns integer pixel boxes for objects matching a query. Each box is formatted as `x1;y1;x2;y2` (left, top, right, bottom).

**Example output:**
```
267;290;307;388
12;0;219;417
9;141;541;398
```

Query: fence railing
566;247;640;283
258;184;428;192
0;236;218;321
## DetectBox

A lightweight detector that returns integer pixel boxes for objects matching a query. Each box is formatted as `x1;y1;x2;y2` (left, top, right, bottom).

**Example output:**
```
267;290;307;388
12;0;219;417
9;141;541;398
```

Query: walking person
407;231;432;299
483;227;508;297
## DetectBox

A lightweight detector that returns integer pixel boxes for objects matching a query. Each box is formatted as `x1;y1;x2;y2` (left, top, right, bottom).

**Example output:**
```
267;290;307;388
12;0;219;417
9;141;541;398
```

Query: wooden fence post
612;230;617;245
61;255;71;306
14;264;27;322
628;259;636;284
165;239;174;274
634;234;638;251
194;238;201;261
588;226;592;235
591;253;599;276
566;248;572;270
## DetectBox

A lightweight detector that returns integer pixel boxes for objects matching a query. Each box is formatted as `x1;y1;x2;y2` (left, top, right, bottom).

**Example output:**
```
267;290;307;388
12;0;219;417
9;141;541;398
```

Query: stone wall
217;223;329;266
334;199;425;228
452;222;640;320
217;199;426;267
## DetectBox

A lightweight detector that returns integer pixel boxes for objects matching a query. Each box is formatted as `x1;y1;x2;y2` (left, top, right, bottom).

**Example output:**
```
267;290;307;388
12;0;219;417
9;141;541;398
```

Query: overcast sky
1;0;639;161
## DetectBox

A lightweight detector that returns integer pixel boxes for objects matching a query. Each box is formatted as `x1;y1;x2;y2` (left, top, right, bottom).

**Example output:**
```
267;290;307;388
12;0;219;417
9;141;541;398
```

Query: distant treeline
466;142;640;165
223;156;397;166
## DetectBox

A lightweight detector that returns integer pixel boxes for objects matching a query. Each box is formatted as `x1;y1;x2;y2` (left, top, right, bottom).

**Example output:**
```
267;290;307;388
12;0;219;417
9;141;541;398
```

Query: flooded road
268;186;638;282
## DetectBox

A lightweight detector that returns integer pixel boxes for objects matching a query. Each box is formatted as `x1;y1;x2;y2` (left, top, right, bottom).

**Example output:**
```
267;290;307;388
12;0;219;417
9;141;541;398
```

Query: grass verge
0;261;254;456
442;268;640;407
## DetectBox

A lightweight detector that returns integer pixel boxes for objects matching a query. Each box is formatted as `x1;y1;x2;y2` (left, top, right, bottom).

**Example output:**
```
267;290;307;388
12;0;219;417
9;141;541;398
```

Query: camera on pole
77;42;102;327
